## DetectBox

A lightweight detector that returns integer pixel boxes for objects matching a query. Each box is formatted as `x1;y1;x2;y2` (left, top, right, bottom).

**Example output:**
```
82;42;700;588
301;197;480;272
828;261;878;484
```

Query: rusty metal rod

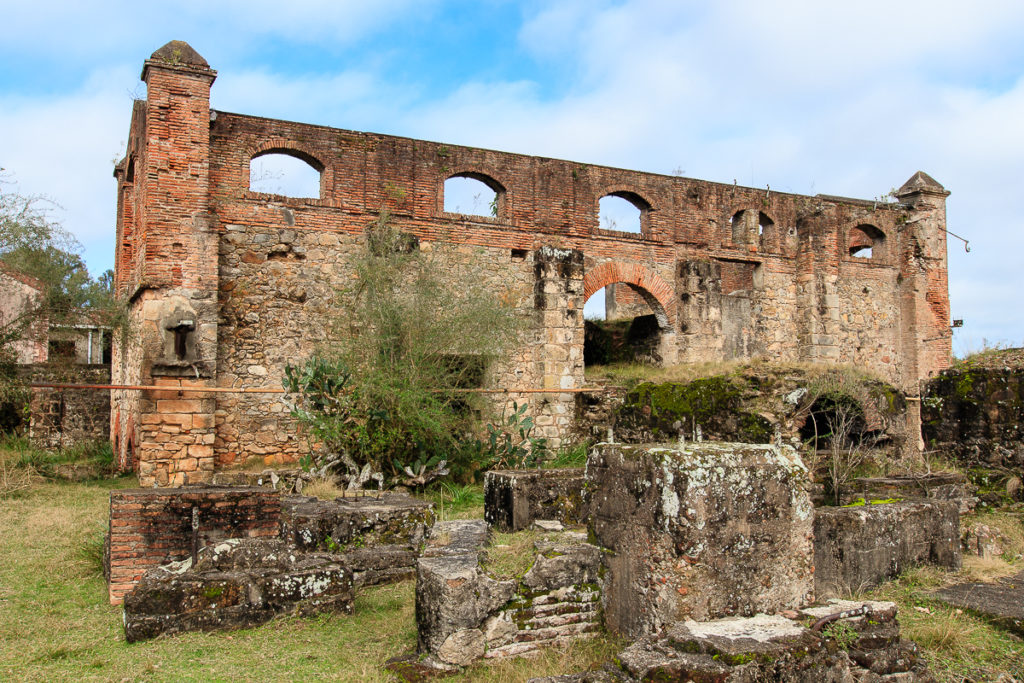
810;604;872;632
27;382;606;395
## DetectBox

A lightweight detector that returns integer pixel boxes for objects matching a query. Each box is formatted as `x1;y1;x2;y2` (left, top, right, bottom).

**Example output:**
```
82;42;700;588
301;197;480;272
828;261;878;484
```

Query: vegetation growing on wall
283;213;521;489
615;375;774;444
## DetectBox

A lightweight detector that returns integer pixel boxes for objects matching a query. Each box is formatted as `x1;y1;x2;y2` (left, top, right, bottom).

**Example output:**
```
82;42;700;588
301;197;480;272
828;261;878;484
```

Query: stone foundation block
416;521;516;656
415;521;604;667
123;538;353;642
813;500;960;597
484;468;588;532
606;600;931;682
588;442;813;638
281;493;434;553
106;487;281;604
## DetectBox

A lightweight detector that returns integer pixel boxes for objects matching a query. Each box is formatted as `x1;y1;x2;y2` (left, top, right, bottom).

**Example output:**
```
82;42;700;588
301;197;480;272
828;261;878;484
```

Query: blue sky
2;0;1023;354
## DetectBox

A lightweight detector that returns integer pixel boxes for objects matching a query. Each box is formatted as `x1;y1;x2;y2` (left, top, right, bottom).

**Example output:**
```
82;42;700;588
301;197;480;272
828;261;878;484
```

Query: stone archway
583;262;675;330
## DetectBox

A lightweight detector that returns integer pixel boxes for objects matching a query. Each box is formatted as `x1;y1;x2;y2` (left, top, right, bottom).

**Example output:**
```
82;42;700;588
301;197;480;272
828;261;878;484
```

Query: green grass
864;566;1024;682
1;434;115;481
4;469;1022;681
0;477;619;681
424;482;485;520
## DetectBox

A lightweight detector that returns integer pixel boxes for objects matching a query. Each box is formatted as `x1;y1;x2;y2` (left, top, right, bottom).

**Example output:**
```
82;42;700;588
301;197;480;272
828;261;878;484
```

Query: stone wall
923;364;1024;470
587;441;814;638
111;41;953;482
484;468;588;532
813;500;961;597
107;486;435;605
20;364;111;448
106;487;281;604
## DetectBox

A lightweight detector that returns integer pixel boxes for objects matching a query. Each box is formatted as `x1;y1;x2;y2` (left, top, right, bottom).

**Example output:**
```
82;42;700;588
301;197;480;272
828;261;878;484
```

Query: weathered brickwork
112;42;952;484
106;486;281;604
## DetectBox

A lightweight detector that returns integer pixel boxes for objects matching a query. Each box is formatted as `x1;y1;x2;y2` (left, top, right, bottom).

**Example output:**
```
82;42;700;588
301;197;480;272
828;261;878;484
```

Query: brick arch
246;139;333;199
584;262;675;330
599;186;653;211
441;167;511;219
445;167;507;194
250;139;326;171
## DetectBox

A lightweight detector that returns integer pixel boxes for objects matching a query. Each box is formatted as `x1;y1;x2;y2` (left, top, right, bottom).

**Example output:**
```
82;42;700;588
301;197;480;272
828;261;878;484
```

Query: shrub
283;214;520;489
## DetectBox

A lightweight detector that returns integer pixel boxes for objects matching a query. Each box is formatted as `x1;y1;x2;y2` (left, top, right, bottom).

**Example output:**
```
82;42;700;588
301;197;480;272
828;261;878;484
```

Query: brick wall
111;42;952;482
106;486;281;604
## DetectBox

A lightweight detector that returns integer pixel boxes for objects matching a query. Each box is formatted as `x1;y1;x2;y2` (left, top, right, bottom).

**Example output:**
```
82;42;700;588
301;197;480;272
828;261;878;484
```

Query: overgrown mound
924;348;1024;471
609;361;907;448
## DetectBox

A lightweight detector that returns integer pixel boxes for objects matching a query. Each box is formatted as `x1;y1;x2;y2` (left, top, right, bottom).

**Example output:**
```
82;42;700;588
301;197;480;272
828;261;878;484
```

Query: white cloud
0;65;136;274
1;0;1022;346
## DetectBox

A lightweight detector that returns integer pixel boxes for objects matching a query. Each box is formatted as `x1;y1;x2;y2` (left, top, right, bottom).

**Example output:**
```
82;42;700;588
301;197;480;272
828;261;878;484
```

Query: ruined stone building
111;41;952;486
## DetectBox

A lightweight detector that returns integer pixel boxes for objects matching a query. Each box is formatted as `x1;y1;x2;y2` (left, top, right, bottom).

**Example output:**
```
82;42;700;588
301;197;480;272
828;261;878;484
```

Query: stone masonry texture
587;441;814;638
814;499;961;597
111;41;953;485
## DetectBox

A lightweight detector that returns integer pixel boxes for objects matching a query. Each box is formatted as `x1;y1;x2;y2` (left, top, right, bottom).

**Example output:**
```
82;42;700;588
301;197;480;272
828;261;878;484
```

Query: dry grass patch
864;565;1024;682
483;530;544;579
452;634;627;682
1;477;621;681
303;477;344;500
0;450;35;498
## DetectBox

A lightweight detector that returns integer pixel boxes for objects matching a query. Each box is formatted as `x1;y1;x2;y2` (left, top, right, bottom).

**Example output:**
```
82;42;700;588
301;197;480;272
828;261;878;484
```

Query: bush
283;214;520;489
794;368;898;505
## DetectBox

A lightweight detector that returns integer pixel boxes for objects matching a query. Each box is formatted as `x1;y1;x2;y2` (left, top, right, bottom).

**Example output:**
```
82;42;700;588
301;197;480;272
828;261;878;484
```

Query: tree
0;176;123;431
283;213;521;489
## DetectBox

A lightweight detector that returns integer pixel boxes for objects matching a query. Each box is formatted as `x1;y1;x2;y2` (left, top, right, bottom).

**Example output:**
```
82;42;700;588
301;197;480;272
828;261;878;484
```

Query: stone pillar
894;172;952;452
675;259;723;363
531;246;584;448
895;172;952;393
795;208;840;363
116;41;220;486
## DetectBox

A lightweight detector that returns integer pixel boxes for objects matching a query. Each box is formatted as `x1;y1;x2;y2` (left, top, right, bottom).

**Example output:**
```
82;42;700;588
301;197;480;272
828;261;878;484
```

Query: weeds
303;477;344;501
425;482;484;520
864;566;1024;681
0;449;34;498
543;441;590;469
483;530;542;579
2;436;115;481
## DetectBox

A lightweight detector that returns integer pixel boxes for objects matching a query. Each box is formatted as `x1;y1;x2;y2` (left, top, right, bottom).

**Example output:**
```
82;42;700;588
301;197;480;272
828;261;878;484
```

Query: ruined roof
898;171;947;195
149;41;209;68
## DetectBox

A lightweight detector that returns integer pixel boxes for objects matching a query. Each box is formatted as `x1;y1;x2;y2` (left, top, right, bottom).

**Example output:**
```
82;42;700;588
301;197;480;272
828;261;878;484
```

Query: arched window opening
599;194;644;234
849;224;885;260
731;210;749;244
758;212;773;237
250;151;323;198
444;174;502;217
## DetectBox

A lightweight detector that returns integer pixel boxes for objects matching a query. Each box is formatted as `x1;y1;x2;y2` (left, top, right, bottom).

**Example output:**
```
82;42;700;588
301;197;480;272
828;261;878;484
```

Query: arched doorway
582;263;676;367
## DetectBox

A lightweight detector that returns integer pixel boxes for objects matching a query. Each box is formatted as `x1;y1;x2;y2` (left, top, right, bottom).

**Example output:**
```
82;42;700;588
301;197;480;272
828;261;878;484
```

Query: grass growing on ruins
483;530;545;579
426;482;485;520
865;566;1024;682
1;434;115;481
0;477;624;681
